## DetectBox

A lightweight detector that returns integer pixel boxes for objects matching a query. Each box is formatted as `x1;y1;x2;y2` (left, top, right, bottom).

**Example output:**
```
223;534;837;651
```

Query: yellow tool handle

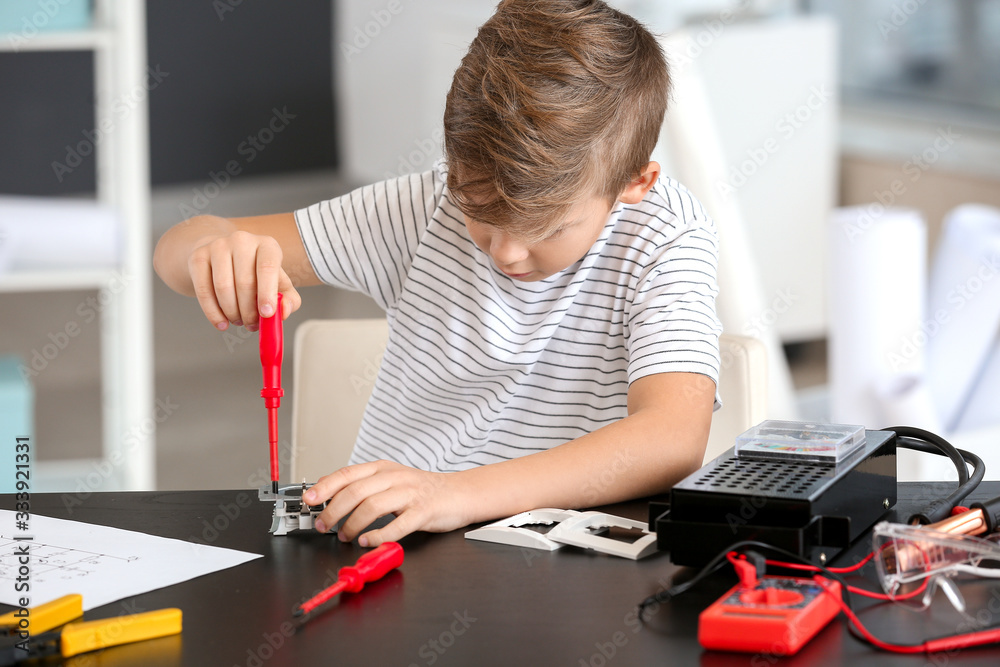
60;608;182;658
0;594;82;635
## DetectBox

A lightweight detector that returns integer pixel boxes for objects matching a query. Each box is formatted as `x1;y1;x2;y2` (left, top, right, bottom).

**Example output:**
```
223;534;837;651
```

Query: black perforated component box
649;429;897;567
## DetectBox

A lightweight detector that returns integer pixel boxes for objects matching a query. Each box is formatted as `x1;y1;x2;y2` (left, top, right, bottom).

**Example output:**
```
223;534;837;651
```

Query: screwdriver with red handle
293;542;405;618
259;292;284;494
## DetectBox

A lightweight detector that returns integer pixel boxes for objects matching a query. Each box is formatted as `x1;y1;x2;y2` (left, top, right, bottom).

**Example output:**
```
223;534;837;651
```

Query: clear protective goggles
873;521;1000;616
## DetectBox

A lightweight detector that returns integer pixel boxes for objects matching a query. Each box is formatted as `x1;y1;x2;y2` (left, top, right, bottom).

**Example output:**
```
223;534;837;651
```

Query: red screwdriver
259;292;284;494
293;542;405;618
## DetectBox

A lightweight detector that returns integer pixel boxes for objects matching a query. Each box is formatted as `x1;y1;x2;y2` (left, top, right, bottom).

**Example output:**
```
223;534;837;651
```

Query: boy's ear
618;162;660;205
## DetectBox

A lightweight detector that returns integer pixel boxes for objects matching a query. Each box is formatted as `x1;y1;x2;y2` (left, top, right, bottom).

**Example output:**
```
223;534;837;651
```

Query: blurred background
0;0;998;491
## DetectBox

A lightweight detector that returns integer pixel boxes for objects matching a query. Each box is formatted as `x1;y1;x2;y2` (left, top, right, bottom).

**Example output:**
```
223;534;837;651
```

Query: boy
154;0;721;546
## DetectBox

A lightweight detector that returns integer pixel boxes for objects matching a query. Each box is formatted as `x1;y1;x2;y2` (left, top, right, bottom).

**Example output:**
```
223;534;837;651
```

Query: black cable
970;493;1000;533
636;539;937;652
637;540;855;620
637;552;729;614
640;426;985;615
896;437;984;520
640;426;992;651
883;426;986;524
889;427;968;484
938;448;984;509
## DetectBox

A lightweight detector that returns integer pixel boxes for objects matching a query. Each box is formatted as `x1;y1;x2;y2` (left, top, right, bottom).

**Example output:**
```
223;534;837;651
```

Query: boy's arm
305;370;715;545
153;212;320;330
459;371;715;514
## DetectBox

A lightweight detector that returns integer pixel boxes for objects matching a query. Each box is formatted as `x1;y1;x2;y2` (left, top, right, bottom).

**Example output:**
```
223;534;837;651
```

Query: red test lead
259;292;284;494
294;542;404;618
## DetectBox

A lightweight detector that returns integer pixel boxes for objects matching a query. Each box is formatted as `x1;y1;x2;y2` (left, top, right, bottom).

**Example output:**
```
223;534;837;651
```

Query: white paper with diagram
0;510;260;611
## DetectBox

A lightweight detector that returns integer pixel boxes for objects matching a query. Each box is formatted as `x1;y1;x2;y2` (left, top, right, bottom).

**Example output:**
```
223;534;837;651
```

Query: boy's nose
489;232;529;265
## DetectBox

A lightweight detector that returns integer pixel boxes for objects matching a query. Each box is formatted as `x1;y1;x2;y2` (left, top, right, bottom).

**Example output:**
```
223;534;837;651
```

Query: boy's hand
303;461;472;546
187;231;301;331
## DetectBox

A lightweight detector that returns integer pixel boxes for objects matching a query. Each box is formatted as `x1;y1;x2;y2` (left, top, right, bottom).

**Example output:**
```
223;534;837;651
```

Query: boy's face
463;195;614;281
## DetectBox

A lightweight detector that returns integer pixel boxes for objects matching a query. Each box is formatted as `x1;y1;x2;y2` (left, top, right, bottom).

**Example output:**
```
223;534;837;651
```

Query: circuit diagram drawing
0;536;139;584
0;510;260;611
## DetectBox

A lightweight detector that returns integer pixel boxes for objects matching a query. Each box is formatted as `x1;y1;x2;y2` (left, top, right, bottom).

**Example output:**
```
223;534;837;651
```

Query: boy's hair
444;0;670;240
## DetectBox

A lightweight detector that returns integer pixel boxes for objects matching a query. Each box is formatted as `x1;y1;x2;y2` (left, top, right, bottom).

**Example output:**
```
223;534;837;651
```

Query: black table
2;483;1000;666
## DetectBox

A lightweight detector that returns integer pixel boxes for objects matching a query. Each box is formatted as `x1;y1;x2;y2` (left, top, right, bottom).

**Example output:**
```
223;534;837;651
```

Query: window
807;0;1000;125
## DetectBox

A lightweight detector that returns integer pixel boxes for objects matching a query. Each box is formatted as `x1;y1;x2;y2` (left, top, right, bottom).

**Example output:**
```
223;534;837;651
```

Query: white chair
291;320;767;480
705;334;768;463
291;318;390;483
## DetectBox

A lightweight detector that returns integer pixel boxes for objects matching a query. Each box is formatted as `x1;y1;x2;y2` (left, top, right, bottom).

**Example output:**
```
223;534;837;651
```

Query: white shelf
1;1;156;491
0;268;117;293
841;104;1000;181
0;28;111;52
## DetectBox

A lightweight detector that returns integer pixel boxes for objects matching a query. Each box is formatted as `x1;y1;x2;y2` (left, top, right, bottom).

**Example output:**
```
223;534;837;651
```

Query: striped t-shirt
294;161;722;472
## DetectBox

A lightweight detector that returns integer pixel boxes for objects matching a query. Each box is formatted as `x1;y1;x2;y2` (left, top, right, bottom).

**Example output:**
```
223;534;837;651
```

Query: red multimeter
698;576;841;655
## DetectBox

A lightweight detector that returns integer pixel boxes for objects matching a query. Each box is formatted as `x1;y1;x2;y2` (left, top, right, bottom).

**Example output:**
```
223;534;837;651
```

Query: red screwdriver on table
259;292;284;494
294;542;405;618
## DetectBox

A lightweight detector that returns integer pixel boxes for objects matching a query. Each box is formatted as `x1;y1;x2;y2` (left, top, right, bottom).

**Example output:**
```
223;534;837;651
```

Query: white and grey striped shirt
295;161;721;472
